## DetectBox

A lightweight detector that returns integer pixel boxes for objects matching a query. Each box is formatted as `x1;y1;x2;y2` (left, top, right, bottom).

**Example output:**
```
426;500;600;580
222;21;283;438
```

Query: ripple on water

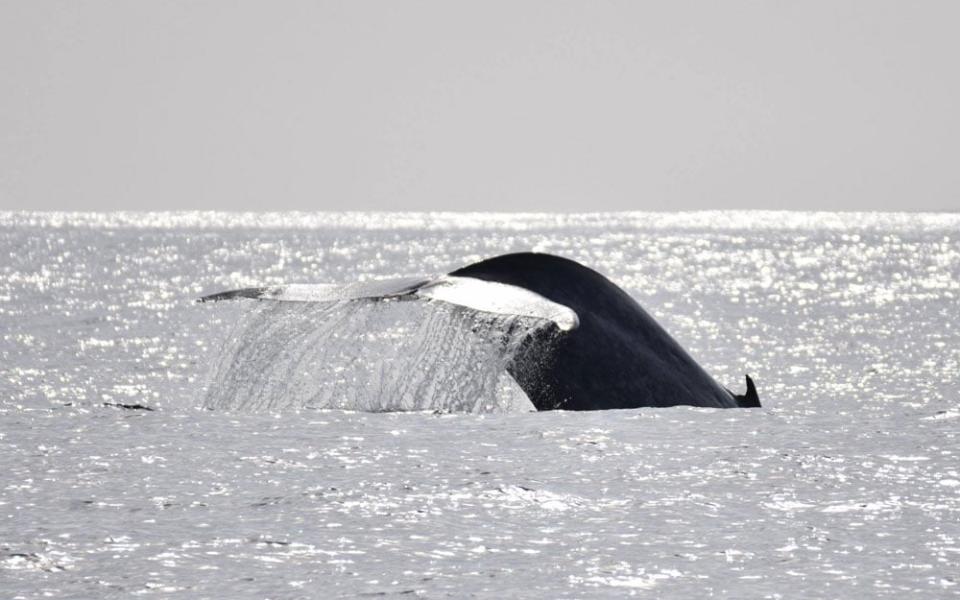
1;212;958;598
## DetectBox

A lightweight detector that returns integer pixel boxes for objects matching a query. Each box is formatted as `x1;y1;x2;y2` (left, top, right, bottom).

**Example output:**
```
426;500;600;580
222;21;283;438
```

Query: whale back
451;253;738;410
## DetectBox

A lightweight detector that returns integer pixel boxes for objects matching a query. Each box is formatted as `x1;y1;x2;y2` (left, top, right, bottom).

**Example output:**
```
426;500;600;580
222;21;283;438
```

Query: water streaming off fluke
203;298;558;412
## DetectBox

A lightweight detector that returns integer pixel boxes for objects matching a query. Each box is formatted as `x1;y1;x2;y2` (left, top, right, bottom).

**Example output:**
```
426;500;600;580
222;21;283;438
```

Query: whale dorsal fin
734;374;760;408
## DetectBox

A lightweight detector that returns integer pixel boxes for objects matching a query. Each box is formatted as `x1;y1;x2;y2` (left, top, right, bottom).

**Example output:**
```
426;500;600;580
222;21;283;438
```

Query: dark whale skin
451;252;743;410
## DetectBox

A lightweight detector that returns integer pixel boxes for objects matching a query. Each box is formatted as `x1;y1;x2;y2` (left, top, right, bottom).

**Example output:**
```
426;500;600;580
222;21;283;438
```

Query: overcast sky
2;1;958;212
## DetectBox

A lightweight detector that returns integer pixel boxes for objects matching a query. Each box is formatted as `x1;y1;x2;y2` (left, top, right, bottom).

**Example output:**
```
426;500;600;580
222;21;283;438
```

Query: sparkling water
1;211;958;598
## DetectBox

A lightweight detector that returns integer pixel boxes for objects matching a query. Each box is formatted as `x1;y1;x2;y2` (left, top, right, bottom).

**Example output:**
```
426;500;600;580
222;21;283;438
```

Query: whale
200;252;759;410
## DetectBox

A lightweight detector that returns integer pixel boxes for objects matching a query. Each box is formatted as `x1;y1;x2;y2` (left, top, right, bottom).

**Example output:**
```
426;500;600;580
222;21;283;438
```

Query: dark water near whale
1;211;958;598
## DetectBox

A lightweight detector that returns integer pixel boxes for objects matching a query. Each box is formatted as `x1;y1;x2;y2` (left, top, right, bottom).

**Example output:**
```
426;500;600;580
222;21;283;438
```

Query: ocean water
1;211;958;598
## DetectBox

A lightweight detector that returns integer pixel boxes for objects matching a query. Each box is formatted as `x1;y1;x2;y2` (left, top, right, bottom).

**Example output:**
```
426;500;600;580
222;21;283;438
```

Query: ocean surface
1;211;958;598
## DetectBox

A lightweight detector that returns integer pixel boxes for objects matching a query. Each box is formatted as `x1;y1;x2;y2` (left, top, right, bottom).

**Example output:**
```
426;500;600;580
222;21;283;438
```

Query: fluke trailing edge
200;252;760;411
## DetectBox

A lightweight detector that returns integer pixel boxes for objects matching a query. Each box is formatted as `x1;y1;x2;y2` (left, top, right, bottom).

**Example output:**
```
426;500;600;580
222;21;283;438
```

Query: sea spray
202;298;558;412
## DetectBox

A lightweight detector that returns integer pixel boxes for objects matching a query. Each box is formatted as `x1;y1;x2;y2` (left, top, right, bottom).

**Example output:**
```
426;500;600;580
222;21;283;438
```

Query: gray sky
2;1;958;212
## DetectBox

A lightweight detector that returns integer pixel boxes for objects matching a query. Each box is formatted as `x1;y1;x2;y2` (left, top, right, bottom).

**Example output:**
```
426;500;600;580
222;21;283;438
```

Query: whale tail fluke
198;276;579;332
734;374;760;408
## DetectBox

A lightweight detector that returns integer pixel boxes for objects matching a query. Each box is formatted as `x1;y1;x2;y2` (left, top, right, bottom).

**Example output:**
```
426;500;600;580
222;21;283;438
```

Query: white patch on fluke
226;275;579;332
416;276;579;332
260;278;428;303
